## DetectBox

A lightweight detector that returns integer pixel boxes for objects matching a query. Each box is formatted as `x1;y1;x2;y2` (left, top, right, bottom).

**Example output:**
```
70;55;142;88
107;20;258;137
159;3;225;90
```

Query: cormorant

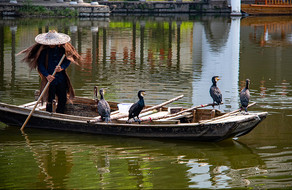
240;79;250;112
128;90;146;124
97;88;111;123
210;76;222;108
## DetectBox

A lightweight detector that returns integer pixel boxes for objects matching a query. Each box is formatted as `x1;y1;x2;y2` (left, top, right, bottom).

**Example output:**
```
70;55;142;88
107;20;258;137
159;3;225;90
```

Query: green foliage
18;3;78;17
55;8;78;17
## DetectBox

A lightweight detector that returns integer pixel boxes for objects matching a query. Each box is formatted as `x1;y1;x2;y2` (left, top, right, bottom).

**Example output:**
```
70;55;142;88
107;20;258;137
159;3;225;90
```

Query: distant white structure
91;0;99;5
70;0;77;4
231;0;242;16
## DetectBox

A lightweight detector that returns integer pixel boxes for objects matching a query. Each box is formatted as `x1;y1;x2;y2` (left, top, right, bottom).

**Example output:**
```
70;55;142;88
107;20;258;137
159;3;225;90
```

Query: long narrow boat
242;4;292;15
241;0;292;15
0;96;268;142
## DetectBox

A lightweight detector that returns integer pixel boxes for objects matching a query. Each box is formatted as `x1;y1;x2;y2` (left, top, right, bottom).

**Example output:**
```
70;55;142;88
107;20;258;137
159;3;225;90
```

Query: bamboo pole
198;102;257;124
140;102;222;122
110;95;184;120
20;54;66;131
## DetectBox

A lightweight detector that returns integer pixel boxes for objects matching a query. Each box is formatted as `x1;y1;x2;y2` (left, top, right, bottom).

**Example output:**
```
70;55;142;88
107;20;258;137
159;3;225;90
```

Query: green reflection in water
0;125;267;189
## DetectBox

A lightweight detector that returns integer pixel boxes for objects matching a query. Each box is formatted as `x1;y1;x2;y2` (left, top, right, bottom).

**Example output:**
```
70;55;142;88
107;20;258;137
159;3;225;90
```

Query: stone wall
0;0;231;16
102;0;230;14
0;2;110;17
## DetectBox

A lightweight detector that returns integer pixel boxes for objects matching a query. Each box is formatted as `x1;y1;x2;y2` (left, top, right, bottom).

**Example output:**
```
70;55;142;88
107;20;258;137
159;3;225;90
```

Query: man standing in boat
18;30;81;113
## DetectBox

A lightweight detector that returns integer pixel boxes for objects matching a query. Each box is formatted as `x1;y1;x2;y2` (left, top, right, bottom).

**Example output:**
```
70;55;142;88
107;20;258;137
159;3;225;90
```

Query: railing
255;0;292;5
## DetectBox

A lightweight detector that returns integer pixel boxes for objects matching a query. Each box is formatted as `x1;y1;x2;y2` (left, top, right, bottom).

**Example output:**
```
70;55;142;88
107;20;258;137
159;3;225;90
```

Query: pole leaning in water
20;54;66;131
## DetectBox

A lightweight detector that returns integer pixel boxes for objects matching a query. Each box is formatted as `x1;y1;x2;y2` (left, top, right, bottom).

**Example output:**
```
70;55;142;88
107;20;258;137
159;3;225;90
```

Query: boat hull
241;4;292;15
0;102;268;142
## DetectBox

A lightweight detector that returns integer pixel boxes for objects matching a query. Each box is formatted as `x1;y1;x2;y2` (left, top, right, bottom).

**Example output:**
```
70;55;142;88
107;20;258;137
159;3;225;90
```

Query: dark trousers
46;82;67;113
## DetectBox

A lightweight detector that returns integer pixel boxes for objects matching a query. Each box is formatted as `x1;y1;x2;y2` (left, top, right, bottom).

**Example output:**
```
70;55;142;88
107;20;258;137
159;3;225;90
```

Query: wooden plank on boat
199;102;256;124
139;102;222;122
20;101;38;107
161;112;192;121
20;101;46;110
142;95;184;113
207;113;261;124
140;111;169;120
116;111;176;124
110;95;184;120
115;118;180;124
117;110;156;122
146;119;180;124
114;110;180;124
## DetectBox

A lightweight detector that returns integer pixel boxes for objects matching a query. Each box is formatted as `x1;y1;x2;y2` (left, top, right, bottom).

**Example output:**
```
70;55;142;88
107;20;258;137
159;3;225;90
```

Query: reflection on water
0;126;268;189
1;125;291;189
242;16;292;47
192;17;240;111
241;16;292;113
0;15;292;189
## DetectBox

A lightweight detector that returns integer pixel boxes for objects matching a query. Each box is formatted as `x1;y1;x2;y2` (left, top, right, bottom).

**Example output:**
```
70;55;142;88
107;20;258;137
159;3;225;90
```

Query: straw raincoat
18;30;81;104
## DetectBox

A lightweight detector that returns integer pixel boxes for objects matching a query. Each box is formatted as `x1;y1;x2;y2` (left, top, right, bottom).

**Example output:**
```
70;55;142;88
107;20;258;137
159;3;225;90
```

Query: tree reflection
10;26;16;93
0;25;4;91
131;21;136;65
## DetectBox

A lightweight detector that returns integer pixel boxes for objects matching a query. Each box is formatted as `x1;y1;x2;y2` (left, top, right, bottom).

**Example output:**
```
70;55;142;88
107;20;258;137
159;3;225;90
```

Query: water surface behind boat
0;15;292;189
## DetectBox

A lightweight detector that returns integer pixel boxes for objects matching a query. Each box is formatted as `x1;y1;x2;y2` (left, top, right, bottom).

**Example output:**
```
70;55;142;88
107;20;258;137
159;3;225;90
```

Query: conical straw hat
35;30;71;45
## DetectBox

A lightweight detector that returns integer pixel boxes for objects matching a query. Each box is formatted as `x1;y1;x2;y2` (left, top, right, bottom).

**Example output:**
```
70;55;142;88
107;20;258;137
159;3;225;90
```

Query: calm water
0;15;292;189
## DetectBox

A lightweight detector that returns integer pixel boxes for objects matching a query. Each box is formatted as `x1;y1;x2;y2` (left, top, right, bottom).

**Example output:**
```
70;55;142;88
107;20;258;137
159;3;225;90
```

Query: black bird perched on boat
128;90;146;124
97;88;111;123
240;79;250;113
210;76;222;108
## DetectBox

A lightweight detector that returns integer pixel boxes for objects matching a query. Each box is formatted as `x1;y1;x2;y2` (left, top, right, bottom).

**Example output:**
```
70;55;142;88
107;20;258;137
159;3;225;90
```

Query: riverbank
0;1;111;17
0;0;231;17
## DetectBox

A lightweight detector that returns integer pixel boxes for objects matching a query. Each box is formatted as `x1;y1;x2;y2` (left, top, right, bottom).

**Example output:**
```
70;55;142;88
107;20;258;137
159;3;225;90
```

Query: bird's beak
216;77;220;81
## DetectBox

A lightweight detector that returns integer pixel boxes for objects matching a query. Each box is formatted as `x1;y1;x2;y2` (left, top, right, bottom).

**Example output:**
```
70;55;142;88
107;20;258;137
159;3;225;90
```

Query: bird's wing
240;89;250;107
129;102;138;117
210;86;222;103
98;100;111;117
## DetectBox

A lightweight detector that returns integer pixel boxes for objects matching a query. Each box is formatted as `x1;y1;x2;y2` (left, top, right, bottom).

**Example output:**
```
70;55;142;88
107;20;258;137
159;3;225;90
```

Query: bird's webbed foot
243;111;249;115
212;101;219;109
240;108;249;115
126;118;134;124
132;117;140;124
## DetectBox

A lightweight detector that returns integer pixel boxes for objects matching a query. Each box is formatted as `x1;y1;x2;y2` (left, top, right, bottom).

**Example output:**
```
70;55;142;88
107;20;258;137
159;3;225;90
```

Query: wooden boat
241;0;292;15
0;96;268;142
